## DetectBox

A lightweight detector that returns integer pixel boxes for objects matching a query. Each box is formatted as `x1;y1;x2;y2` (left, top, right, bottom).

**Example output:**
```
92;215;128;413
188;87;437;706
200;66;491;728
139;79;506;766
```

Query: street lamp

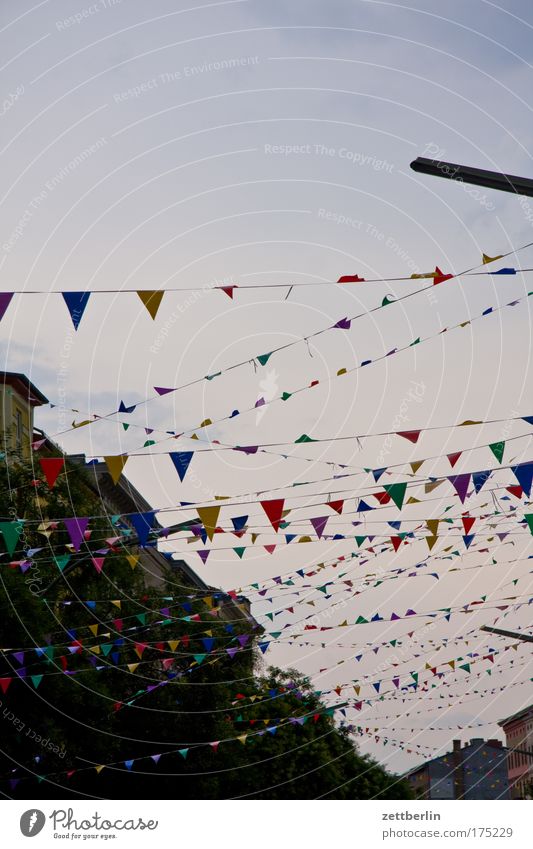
410;157;533;197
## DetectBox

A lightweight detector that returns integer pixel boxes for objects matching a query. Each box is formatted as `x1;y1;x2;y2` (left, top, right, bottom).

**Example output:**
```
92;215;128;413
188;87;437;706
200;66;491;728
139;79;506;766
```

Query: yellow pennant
104;455;128;485
137;290;164;320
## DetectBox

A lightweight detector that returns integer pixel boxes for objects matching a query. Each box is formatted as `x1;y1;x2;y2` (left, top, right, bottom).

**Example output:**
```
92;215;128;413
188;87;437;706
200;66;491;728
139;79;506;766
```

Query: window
15;409;23;449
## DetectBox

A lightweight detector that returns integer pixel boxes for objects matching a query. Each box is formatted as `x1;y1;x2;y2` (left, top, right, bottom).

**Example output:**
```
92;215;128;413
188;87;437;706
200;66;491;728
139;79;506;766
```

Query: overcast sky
1;0;532;782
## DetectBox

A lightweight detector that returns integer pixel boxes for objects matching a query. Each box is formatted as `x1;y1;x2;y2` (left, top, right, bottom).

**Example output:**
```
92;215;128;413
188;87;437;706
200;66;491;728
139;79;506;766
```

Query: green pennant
0;521;24;556
257;353;273;366
101;643;113;656
143;440;156;447
193;654;206;665
42;646;54;663
122;423;129;431
355;536;366;547
355;616;368;624
136;613;147;625
459;663;471;673
233;547;246;559
489;441;505;463
383;482;407;510
54;554;70;572
524;514;533;535
281;392;292;401
382;295;395;306
409;337;421;346
294;434;317;443
31;675;43;689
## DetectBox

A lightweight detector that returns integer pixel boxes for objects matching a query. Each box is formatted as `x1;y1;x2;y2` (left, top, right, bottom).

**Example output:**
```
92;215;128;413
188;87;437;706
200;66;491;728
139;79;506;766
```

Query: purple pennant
64;517;89;551
310;516;329;539
237;634;250;647
234;445;259;454
448;473;471;504
226;647;239;659
255;397;265;408
0;292;14;322
15;668;26;678
333;317;351;329
197;550;210;564
151;754;161;764
13;651;24;665
153;386;175;396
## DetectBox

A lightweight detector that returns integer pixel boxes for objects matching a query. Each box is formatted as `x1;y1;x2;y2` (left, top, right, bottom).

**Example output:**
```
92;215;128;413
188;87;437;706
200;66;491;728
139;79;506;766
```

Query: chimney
452;740;465;799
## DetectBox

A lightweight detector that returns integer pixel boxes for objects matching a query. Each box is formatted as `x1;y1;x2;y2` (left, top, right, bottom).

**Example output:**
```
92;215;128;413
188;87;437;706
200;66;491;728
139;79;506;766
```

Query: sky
1;0;532;784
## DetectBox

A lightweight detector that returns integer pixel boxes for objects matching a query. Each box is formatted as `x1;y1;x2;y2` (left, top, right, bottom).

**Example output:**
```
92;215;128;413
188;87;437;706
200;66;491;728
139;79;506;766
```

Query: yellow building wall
0;385;33;459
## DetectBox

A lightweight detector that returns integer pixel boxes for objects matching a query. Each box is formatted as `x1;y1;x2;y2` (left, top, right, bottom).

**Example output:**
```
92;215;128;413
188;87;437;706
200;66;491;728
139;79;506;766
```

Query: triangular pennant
383;483;407;510
0;521;24;556
472;470;490;494
410;460;424;474
137;290;164;320
130;512;156;546
448;474;471;504
310;516;329;539
63;517;89;552
38;457;65;488
327;500;344;514
169;451;194;482
260;499;285;532
62;292;91;330
0;292;14;322
512;463;533;497
104;455;128;485
197;506;221;541
397;430;421;444
489;441;505;464
447;452;462;468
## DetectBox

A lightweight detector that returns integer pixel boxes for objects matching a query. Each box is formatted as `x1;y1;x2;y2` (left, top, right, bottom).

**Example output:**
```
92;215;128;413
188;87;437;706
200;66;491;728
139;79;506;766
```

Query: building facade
0;372;48;459
499;704;533;799
405;739;510;800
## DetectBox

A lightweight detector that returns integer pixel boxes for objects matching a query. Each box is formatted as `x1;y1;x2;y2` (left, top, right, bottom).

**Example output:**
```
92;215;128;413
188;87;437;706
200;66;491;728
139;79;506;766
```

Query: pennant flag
261;499;285;532
104;455;128;485
197;506;221;541
54;554;70;572
383;483;407;510
397;430;421;444
137;291;164;320
0;521;24;555
310;516;329;539
448;474;471;503
463;535;475;549
524;514;533;536
38;457;64;488
511;463;533;497
126;555;139;570
130;512;156;546
447;452;462;468
482;253;503;264
178;748;189;759
154;386;175;396
333;317;351;330
197;550;210;565
63;517;89;552
327;500;344;514
218;286;235;299
92;557;105;573
390;537;402;552
472;470;490;494
462;516;475;535
372;468;386;483
0;292;14;322
489;441;505;464
234;547;246;559
337;274;365;283
62;292;91;330
410;460;424;474
264;545;276;555
257;352;273;366
231;515;248;532
169;451;194;482
0;678;12;694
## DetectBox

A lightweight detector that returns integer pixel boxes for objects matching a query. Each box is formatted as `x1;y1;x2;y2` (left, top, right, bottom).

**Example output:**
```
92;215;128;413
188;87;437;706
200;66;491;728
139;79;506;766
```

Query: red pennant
462;516;475;535
264;545;276;554
327;500;344;514
397;430;421;444
506;485;523;499
218;286;236;299
433;266;453;285
374;492;391;505
447;452;462;468
260;499;285;532
0;677;12;694
39;458;65;488
337;274;365;283
390;536;402;552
